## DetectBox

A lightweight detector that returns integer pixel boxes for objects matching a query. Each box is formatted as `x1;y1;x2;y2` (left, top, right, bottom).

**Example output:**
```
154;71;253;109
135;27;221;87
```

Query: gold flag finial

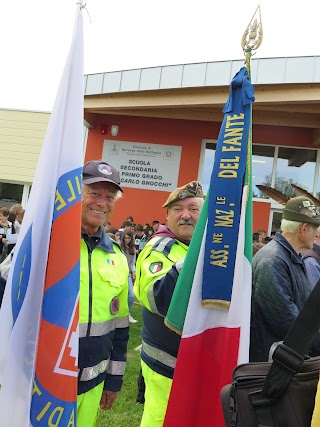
241;5;263;52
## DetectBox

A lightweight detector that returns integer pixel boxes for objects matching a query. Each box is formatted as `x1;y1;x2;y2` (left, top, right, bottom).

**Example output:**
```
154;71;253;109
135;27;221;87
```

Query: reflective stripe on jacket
79;232;129;394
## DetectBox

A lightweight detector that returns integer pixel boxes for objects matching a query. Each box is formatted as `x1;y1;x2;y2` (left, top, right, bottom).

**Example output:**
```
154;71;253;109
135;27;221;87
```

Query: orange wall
85;115;218;227
253;201;271;233
85;114;312;229
252;124;314;148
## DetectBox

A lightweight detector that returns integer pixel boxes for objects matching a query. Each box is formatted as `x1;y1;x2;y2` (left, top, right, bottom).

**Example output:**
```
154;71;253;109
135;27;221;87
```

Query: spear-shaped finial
241;5;263;73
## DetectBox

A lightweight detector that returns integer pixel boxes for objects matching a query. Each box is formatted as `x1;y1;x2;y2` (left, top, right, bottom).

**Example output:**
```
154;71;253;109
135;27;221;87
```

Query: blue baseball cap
82;160;123;192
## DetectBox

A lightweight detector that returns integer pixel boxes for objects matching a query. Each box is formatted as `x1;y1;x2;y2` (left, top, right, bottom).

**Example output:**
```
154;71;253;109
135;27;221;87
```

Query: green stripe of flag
165;196;208;334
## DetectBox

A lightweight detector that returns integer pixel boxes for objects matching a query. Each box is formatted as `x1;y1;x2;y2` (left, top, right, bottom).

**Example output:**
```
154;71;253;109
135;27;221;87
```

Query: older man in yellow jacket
77;160;129;427
134;181;204;427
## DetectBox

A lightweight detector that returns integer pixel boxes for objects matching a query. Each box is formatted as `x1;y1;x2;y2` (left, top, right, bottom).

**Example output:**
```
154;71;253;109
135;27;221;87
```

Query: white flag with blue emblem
0;5;84;426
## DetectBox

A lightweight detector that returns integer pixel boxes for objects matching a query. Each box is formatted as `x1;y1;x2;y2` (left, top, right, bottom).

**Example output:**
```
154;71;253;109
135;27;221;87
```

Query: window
315;151;320;200
0;182;24;208
274;147;317;196
271;211;282;232
201;141;320;199
201;142;216;193
252;145;275;199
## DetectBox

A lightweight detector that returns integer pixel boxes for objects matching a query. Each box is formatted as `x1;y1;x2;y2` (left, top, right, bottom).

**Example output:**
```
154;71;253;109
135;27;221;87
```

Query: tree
261;174;308;198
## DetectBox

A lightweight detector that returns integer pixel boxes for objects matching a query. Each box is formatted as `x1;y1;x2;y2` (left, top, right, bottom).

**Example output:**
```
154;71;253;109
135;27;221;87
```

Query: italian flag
164;67;253;427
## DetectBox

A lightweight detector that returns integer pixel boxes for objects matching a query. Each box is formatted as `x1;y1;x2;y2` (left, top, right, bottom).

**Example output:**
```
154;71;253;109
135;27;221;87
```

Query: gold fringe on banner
202;300;230;310
164;319;183;336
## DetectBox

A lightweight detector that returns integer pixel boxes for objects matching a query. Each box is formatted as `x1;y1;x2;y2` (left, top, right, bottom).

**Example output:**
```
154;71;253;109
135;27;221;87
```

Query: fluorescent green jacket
79;231;129;394
134;235;187;378
134;236;187;313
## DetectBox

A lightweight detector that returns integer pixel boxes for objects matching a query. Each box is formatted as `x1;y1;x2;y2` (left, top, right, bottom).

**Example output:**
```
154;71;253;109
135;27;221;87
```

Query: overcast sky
2;1;320;111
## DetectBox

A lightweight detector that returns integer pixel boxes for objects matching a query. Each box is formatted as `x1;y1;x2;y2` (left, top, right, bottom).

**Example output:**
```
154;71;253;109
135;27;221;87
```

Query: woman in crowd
0;207;16;263
138;226;154;253
120;230;138;324
9;204;24;234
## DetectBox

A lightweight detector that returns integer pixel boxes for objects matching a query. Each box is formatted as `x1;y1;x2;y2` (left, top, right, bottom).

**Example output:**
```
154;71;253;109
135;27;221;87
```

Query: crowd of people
0;204;25;305
103;217;162;324
104;219;160;254
0;159;320;426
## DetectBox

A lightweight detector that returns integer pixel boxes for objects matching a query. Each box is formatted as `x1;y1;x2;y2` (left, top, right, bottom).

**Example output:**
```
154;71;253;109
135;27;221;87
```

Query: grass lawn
96;302;144;427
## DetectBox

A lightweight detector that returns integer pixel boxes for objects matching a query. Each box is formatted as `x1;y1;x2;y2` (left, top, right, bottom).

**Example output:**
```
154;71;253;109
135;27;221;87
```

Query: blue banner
202;67;254;307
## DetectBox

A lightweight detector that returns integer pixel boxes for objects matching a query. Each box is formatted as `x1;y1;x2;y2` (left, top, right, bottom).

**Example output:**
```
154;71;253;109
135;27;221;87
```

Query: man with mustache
134;181;204;427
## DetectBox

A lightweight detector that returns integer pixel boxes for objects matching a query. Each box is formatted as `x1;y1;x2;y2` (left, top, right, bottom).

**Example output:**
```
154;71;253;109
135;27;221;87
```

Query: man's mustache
178;219;195;226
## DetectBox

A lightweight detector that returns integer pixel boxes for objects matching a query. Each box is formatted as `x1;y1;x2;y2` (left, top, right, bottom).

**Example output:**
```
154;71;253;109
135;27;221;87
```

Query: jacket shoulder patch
149;262;163;274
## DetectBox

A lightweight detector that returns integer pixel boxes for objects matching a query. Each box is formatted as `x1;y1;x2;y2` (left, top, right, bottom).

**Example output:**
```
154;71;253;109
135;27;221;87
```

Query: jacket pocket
97;263;128;289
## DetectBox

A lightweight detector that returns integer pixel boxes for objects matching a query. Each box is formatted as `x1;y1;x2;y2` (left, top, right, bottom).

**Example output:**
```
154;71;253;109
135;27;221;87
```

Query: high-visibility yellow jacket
79;230;129;394
134;235;187;378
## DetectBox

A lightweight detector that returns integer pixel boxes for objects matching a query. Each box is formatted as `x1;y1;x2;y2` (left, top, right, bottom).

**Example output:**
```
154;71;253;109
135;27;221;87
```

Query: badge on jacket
110;296;120;315
149;262;163;274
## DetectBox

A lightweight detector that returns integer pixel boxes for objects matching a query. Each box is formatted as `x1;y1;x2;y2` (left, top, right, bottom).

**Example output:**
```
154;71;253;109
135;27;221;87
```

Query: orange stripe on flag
45;201;81;290
36;318;77;402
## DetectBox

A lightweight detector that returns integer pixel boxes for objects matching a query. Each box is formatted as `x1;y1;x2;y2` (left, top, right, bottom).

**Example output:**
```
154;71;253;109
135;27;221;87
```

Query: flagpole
164;20;258;425
241;5;263;76
241;6;263;262
0;0;84;425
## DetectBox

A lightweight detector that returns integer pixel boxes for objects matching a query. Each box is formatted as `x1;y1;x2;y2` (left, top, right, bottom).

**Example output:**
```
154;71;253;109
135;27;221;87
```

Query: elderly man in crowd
250;196;320;362
78;160;129;427
134;181;204;427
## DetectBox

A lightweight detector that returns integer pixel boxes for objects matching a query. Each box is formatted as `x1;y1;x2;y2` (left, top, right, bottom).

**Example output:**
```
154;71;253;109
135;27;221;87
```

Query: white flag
0;6;84;427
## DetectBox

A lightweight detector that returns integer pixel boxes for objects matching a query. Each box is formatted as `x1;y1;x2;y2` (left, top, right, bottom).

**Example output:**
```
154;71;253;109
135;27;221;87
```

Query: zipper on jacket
86;245;93;337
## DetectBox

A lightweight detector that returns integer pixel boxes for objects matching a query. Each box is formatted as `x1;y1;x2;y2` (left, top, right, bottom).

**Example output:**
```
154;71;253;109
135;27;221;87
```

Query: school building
1;55;320;232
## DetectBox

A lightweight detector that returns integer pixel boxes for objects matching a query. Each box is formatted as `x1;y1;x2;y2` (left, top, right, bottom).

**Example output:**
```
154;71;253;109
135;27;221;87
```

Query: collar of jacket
274;231;304;265
82;226;116;254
